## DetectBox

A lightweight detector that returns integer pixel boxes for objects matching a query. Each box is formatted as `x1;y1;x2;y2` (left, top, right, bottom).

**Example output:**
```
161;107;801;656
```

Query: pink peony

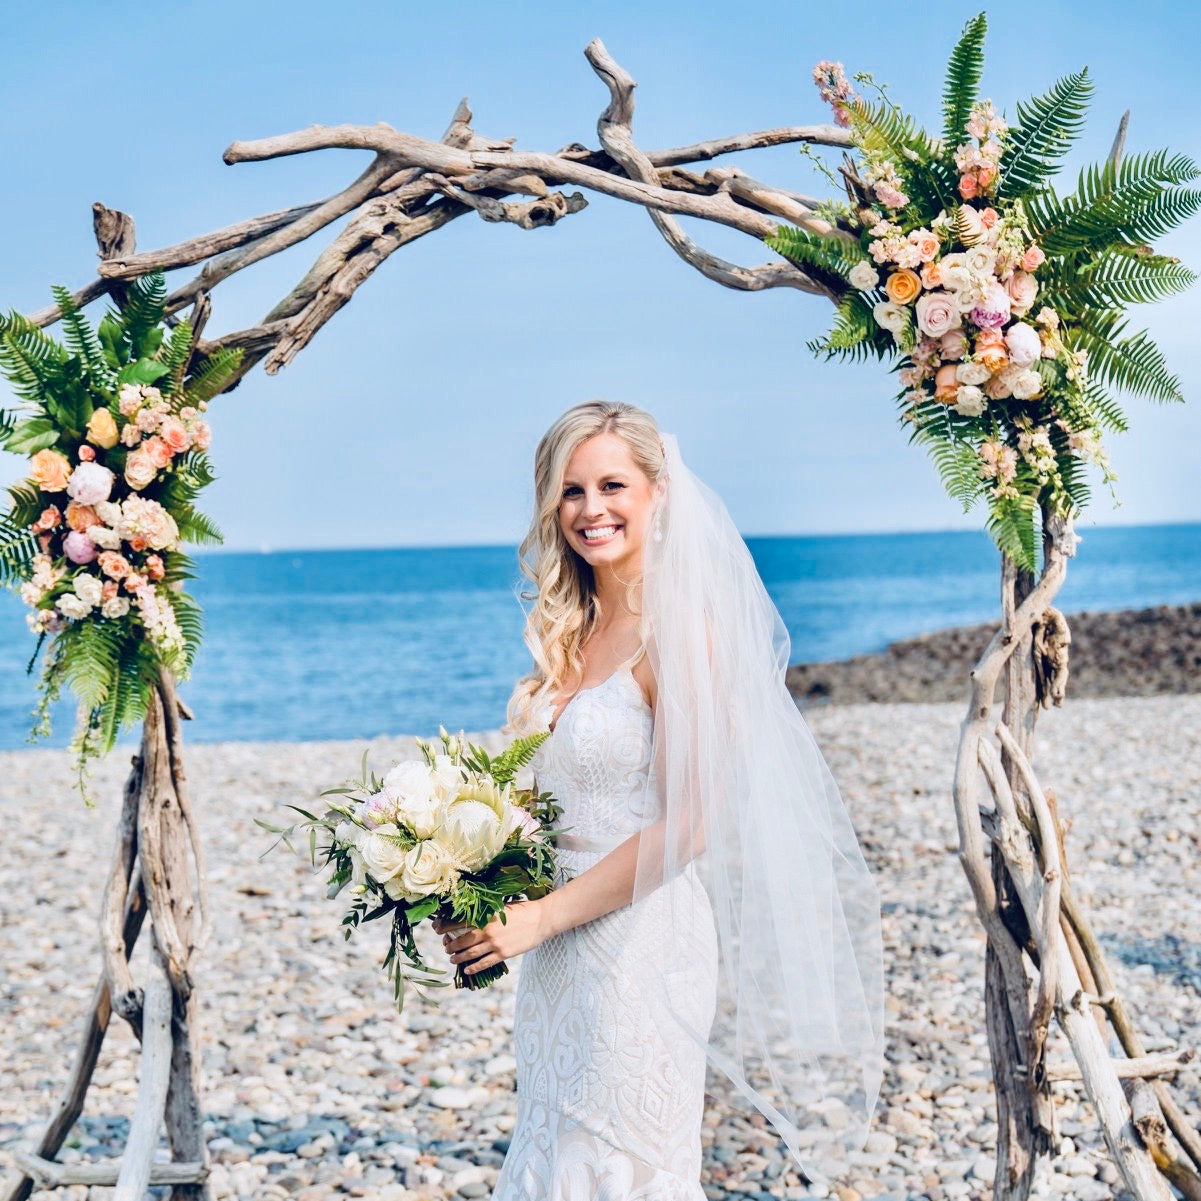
66;460;115;506
915;292;962;339
1005;323;1042;369
63;530;98;564
970;284;1012;330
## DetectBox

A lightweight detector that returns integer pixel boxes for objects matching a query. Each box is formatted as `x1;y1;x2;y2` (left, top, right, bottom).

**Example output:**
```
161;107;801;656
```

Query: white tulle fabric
493;667;718;1199
631;433;885;1180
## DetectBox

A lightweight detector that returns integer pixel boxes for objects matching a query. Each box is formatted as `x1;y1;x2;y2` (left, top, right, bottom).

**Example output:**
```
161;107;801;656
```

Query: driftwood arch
6;38;1197;1201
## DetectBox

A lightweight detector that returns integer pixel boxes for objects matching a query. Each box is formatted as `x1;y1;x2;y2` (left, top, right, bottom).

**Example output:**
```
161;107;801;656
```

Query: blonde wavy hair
506;401;665;735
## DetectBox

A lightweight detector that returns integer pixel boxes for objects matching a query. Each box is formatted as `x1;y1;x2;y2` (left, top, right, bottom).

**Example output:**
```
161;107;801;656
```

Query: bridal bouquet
264;729;562;1007
0;272;242;793
768;13;1197;570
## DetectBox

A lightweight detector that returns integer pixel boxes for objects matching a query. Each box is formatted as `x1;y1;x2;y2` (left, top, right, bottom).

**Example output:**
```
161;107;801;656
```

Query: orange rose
29;448;72;492
85;407;119;449
974;329;1009;374
934;364;960;402
884;269;922;306
65;501;99;533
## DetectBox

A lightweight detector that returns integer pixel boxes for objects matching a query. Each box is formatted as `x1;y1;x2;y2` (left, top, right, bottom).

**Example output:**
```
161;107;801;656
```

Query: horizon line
199;516;1201;557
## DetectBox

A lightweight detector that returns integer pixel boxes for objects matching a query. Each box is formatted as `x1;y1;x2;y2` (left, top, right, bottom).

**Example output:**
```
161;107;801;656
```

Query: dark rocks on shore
788;602;1201;708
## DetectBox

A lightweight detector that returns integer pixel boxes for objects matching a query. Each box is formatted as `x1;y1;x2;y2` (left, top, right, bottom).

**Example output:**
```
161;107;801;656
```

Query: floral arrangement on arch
0;272;243;791
769;12;1198;568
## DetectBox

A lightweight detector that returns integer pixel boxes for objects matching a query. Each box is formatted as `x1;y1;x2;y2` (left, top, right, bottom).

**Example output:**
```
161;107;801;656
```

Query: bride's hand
437;899;553;975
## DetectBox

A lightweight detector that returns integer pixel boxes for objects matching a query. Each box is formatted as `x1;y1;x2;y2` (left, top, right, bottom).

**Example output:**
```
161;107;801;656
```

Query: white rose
953;385;987;416
73;572;103;606
56;593;92;619
1010;369;1044;400
358;823;410;882
848;261;880;291
872;300;909;336
965;246;997;278
430;754;464;797
1005;270;1040;317
86;524;121;550
382;761;443;837
955;361;991;386
938;252;971;293
101;596;131;619
386;839;460;901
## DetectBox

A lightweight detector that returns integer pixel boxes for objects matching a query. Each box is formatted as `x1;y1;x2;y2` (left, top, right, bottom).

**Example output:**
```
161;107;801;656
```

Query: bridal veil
632;433;885;1180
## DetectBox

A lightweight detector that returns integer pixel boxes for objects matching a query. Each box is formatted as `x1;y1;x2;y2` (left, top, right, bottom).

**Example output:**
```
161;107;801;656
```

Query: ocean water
2;523;1198;749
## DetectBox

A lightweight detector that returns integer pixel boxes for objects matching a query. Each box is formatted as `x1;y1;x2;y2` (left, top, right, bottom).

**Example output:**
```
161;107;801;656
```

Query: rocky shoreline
787;602;1201;708
3;694;1200;1200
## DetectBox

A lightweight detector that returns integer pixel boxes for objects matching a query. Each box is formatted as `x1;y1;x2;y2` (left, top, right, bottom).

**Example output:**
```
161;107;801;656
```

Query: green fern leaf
184;346;245;404
0;311;69;404
7;482;45;528
847;98;950;218
1070;311;1184;403
50;285;115;388
809;292;894;362
489;732;550;786
998;69;1093;201
1030;150;1201;254
174;504;224;546
160;320;195;399
986;494;1039;572
765;226;868;278
0;514;39;583
120;273;168;360
1040;248;1197;310
942;13;988;146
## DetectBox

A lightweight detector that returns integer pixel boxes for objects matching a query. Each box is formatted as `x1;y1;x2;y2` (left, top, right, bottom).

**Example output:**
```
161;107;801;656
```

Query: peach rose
159;416;190;454
934;364;960;402
976;165;996;189
908;231;941;263
32;505;62;532
1020;245;1046;273
102;579;119;601
124;450;158;491
143;436;174;469
98;551;132;579
958;174;979;200
29;448;72;492
920;261;942;289
145;554;165;581
979;207;999;229
123;572;147;592
884;268;922;306
65;502;99;533
974;329;1010;374
78;445;96;462
85;407;119;449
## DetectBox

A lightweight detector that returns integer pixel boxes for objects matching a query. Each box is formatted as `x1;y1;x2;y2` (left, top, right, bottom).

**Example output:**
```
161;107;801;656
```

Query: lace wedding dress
491;666;719;1200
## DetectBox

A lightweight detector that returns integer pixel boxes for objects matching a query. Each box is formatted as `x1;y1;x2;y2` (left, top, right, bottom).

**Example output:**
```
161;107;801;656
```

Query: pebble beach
2;692;1200;1201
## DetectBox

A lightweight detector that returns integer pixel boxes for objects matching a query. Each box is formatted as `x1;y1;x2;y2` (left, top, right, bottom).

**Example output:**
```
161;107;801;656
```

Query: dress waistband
553;829;631;854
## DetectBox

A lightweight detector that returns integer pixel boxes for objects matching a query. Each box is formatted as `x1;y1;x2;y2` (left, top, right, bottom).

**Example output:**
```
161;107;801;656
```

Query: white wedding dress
492;666;719;1200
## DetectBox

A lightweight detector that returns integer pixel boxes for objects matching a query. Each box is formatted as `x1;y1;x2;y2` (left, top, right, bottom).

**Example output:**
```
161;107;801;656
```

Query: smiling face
558;431;659;577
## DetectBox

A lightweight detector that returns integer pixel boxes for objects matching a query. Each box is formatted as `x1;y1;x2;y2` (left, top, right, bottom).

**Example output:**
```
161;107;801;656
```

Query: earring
652;507;663;543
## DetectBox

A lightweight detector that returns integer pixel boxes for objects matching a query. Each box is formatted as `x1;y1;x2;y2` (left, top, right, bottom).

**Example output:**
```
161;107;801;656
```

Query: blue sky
1;0;1198;549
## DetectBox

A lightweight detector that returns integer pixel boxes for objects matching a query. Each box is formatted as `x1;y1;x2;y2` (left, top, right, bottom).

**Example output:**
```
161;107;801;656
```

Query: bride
435;402;884;1198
